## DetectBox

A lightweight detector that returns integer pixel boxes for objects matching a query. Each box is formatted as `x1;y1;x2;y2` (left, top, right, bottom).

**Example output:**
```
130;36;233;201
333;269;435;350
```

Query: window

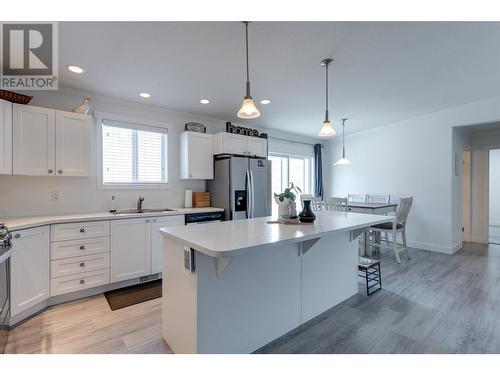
101;118;168;186
269;153;314;216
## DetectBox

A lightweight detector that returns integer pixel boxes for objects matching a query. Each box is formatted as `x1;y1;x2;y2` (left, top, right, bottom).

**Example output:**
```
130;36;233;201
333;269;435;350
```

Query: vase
274;195;294;219
299;199;316;223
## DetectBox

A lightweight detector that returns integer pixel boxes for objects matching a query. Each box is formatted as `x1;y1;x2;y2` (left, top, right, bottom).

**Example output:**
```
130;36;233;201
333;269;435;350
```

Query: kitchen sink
111;208;176;215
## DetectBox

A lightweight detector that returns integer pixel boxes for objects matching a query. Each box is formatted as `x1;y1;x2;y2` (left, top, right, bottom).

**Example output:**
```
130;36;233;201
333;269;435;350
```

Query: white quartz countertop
160;211;393;258
1;207;224;231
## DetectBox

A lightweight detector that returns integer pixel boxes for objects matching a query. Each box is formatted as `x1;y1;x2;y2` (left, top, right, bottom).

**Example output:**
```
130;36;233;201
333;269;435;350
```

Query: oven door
0;253;10;354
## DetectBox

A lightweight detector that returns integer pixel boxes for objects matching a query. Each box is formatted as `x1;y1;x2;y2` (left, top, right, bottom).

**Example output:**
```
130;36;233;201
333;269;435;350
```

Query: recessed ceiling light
67;65;84;74
139;92;151;98
260;99;271;105
200;99;210;104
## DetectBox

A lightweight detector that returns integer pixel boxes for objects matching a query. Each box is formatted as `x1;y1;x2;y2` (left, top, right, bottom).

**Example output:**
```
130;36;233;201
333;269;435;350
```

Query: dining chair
368;197;413;263
324;197;348;212
366;194;391;204
310;197;324;211
348;194;367;203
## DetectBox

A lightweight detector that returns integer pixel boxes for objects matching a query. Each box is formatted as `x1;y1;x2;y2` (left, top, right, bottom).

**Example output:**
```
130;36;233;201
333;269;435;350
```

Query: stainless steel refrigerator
207;156;272;221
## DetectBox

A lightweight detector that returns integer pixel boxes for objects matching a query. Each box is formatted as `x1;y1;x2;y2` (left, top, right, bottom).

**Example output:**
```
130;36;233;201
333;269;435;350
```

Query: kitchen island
160;211;392;354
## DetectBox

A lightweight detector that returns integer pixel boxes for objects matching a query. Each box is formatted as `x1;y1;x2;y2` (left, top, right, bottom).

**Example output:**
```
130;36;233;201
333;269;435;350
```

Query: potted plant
274;182;302;219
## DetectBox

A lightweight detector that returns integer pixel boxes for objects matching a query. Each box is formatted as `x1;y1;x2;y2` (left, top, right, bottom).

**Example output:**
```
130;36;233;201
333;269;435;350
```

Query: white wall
489;149;500;226
324;95;500;254
0;86;311;218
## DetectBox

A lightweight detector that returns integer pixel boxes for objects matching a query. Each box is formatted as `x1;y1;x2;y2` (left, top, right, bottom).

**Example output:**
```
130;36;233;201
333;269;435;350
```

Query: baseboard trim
407;240;459;255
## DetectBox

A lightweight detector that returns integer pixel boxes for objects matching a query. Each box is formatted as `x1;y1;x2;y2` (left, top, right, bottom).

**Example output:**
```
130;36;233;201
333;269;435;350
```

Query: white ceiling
57;22;500;138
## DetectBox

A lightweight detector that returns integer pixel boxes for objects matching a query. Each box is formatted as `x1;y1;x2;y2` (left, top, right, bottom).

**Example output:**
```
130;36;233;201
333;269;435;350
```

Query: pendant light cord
244;21;251;98
342;118;347;157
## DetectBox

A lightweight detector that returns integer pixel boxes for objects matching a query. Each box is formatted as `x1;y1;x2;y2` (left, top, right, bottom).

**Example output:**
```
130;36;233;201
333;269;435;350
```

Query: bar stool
358;257;382;296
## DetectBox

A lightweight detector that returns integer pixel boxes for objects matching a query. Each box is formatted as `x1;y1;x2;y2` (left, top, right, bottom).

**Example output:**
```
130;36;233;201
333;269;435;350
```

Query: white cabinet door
10;226;50;316
110;218;151;282
180;132;214;179
55;110;91;176
0;99;12;174
13;104;55;176
151;215;184;274
246;137;267;158
215;133;246;155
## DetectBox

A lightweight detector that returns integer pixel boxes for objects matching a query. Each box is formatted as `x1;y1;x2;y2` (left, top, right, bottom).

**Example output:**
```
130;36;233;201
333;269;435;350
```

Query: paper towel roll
184;189;193;208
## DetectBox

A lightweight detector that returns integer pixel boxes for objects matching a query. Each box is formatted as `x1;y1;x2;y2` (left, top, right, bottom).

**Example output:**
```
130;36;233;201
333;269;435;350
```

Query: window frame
268;152;315;196
95;111;171;190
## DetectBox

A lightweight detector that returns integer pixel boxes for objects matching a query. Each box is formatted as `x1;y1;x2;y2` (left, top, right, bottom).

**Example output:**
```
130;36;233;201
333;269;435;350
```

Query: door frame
484;144;500;244
462;150;472;242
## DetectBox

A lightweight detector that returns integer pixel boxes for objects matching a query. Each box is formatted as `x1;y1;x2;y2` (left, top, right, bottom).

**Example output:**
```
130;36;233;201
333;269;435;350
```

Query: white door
13;104;56;175
246;137;267;158
10;226;50;316
55;110;91;176
183;132;214;179
0;99;12;174
110;218;151;282
151;216;184;274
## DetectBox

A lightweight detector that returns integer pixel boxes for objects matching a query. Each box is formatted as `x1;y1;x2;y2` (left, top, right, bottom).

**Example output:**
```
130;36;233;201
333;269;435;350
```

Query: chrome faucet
137;194;144;212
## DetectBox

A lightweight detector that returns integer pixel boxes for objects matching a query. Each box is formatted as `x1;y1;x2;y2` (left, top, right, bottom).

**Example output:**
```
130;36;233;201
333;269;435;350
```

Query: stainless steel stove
0;224;12;354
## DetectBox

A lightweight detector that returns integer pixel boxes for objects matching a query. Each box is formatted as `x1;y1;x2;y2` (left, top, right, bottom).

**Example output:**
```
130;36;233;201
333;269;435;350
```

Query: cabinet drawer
51;237;110;260
51;221;110;242
51;253;110;279
50;269;110;297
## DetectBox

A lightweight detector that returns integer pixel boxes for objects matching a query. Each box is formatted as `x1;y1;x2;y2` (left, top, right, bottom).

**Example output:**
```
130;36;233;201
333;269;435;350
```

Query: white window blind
102;119;168;185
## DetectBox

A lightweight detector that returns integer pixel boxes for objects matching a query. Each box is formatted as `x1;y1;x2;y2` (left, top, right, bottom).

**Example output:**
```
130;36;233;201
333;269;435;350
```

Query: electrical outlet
51;191;60;201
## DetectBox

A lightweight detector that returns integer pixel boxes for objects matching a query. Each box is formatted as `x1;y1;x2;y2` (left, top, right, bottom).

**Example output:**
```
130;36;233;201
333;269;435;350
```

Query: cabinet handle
58;169;63;174
48;169;53;174
80;279;85;284
14;233;21;239
80;245;85;250
80;228;85;233
80;262;85;267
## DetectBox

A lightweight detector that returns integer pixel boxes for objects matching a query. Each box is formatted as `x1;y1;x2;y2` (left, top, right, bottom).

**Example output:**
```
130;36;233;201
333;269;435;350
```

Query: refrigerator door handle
249;170;255;218
245;170;251;219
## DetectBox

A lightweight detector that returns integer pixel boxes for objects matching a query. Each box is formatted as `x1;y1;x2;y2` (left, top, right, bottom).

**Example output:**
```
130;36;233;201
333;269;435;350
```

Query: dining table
347;202;398;256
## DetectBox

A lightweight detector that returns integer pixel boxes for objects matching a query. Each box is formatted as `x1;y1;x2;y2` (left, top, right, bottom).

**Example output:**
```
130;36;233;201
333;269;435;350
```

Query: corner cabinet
0;99;12;174
214;132;267;158
10;226;50;317
179;132;214;179
12;104;91;176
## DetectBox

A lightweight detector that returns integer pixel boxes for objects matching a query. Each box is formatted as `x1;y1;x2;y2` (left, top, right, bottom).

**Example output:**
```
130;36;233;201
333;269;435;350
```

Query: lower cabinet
10;226;50;316
110;218;152;282
151;216;184;274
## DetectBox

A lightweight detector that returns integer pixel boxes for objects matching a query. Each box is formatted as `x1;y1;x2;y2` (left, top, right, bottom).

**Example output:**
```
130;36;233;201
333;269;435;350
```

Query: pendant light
318;58;336;137
334;118;352;165
237;21;261;119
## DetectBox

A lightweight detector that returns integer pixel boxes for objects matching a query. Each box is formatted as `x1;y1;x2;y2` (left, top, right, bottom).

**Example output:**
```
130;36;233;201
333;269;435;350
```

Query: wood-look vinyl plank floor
6;242;500;354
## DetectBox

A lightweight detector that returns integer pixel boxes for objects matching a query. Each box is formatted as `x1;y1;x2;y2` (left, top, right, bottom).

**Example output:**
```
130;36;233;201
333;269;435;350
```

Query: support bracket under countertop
350;227;367;241
212;256;233;279
299;238;320;255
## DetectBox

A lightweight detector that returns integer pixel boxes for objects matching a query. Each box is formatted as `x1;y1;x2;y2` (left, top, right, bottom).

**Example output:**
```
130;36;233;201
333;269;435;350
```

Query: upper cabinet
13;104;56;176
0;99;12;175
12;104;91;176
214;132;267;158
179;131;214;179
55;111;91;176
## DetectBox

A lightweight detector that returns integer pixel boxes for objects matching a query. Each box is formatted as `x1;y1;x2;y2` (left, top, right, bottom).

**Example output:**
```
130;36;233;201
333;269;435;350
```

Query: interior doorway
489;149;500;244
